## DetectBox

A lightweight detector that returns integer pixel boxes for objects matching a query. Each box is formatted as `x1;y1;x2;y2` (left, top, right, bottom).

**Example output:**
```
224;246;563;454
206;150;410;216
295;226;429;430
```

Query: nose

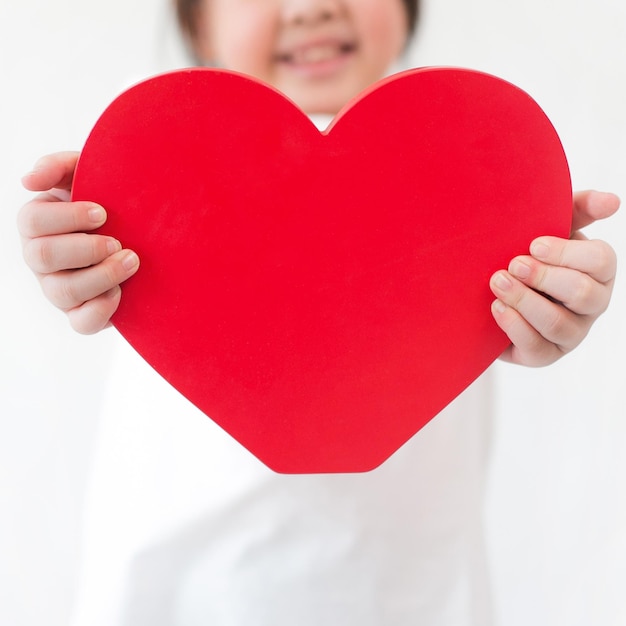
281;0;344;25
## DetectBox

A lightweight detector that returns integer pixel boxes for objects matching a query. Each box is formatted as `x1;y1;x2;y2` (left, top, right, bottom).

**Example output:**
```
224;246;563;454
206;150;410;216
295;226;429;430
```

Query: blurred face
193;0;409;115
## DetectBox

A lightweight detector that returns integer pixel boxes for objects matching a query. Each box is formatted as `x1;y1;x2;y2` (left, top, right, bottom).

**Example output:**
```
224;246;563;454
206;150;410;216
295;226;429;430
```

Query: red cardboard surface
72;67;572;473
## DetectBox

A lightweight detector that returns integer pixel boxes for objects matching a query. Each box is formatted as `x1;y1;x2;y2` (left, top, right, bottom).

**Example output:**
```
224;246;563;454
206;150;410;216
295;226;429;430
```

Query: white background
1;0;624;624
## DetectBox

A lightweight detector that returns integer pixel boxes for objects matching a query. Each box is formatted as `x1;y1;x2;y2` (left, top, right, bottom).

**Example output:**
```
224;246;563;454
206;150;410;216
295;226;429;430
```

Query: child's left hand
490;190;619;366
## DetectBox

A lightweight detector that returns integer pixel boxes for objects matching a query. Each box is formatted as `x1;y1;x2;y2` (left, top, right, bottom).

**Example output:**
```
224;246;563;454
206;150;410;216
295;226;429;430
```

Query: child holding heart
17;1;619;625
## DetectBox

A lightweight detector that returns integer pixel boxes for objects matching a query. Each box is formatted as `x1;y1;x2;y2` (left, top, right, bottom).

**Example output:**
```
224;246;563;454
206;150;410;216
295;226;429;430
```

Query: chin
289;89;357;117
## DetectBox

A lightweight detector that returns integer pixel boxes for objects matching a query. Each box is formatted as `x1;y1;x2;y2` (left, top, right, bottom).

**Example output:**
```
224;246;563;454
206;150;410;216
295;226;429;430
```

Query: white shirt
70;333;494;626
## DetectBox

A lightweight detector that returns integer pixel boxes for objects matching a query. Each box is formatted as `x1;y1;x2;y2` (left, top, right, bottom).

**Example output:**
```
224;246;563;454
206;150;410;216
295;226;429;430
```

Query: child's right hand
18;152;140;334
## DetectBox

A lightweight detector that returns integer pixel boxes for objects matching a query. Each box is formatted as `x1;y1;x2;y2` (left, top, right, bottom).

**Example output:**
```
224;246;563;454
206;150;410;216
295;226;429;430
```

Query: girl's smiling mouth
275;39;357;78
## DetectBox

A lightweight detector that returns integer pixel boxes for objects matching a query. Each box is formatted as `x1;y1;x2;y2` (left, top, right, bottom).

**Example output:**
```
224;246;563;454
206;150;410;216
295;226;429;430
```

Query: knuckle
89;234;113;264
510;326;551;367
68;288;120;335
68;309;100;335
540;306;579;352
543;308;569;340
571;276;596;312
68;207;82;233
542;307;585;352
555;241;567;267
570;239;617;281
511;294;525;314
509;283;529;311
533;265;550;294
89;236;102;263
40;273;79;309
72;202;98;232
38;238;57;271
17;203;42;238
67;311;93;335
524;327;547;356
593;240;618;278
21;238;37;270
23;237;54;273
511;325;542;358
100;259;121;288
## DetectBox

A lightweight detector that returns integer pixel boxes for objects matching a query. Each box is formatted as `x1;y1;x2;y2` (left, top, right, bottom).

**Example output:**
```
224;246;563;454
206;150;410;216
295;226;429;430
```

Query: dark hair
175;1;421;52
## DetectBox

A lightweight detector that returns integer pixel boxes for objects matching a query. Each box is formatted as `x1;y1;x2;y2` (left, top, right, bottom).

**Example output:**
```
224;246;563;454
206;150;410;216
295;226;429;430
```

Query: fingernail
494;271;512;291
122;251;139;272
88;206;106;224
531;241;549;259
510;259;531;280
106;238;122;255
23;158;47;178
492;299;507;314
21;168;41;182
26;158;44;175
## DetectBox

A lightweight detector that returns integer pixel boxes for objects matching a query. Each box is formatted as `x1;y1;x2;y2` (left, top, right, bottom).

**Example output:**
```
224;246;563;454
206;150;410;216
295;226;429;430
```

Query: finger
21;151;80;192
23;233;122;274
491;299;565;367
490;270;586;350
530;234;616;282
509;258;613;318
66;286;122;335
17;197;107;239
40;249;140;310
571;190;620;232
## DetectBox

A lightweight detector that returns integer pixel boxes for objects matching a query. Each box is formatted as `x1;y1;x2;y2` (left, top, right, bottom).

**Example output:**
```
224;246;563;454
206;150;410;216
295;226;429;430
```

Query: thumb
21;151;80;192
571;190;620;233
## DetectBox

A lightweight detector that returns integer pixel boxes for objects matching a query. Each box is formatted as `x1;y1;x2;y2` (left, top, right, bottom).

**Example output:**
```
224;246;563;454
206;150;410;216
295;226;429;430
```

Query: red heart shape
72;67;571;473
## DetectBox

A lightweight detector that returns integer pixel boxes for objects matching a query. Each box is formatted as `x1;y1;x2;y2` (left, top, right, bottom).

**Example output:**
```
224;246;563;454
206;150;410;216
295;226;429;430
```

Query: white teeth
289;44;348;64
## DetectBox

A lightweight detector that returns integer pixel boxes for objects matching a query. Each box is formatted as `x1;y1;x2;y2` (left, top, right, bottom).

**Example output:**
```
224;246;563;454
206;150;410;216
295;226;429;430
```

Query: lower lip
279;48;355;80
